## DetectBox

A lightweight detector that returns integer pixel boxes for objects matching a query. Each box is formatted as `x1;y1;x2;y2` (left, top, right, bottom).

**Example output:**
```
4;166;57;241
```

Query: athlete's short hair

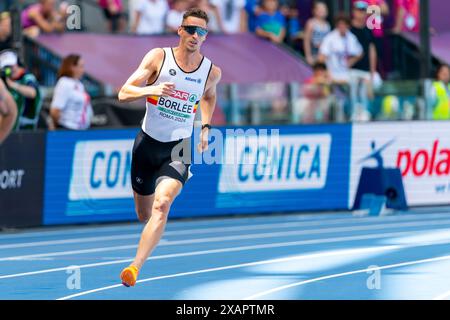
182;8;209;24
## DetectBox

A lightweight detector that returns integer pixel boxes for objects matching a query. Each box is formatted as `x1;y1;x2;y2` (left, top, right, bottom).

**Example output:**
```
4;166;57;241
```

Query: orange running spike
120;265;139;287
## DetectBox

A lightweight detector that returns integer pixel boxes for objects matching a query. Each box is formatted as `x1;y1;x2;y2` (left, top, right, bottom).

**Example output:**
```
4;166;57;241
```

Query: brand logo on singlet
169;69;177;76
189;94;197;103
170;89;190;101
185;76;201;84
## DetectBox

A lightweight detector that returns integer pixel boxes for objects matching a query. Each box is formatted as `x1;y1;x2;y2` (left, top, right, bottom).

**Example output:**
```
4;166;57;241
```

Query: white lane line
2;210;450;242
433;290;450;300
2;228;450;280
3;215;450;251
2;219;450;261
243;255;450;300
56;245;400;300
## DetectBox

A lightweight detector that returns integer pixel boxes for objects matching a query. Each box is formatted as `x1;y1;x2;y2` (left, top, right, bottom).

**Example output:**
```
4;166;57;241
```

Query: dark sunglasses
181;25;208;37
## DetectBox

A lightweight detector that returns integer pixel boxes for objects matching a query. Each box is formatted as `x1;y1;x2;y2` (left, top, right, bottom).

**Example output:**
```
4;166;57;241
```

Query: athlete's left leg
120;178;183;286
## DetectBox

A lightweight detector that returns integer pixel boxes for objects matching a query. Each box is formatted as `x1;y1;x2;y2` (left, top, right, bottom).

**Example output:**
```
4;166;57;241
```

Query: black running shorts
131;129;191;196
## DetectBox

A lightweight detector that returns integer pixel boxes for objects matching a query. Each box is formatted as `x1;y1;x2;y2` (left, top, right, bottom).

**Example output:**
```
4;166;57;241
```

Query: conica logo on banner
350;122;450;206
69;140;134;200
218;134;331;192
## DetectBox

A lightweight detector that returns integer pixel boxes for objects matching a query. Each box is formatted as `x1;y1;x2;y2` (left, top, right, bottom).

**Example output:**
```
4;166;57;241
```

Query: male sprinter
0;78;17;145
118;8;221;287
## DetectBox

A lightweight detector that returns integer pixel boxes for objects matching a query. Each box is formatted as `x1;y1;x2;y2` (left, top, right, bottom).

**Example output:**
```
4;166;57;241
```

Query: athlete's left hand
197;128;209;153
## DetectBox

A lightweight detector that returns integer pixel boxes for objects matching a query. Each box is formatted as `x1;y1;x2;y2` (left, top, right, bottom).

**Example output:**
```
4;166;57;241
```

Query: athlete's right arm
118;48;174;103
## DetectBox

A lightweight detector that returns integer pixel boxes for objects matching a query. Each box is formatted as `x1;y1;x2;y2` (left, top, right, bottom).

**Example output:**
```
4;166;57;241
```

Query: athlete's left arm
197;65;222;152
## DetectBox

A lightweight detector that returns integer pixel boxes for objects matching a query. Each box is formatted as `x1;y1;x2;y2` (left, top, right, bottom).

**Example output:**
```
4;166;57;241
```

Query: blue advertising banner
43;124;351;225
213;124;351;214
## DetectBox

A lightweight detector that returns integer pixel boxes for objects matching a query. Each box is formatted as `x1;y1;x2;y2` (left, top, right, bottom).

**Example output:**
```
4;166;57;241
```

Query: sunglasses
181;25;208;37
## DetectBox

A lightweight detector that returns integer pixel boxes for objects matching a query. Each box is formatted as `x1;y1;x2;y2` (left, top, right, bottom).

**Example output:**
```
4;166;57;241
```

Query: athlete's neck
172;46;203;70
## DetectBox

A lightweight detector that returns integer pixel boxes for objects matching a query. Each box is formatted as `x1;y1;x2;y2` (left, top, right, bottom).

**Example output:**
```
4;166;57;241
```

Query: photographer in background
0;50;42;130
0;78;17;144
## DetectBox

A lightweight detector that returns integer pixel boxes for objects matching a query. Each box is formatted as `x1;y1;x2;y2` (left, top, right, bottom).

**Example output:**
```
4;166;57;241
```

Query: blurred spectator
49;54;93;130
299;61;333;123
350;1;382;98
21;0;68;38
210;0;247;33
279;0;301;43
0;78;17;144
255;0;286;44
352;0;389;38
393;0;419;33
98;0;126;33
318;14;367;120
131;0;169;35
166;0;191;33
0;50;41;130
303;1;330;65
245;0;262;33
0;11;13;51
318;14;362;84
352;0;389;76
430;64;450;120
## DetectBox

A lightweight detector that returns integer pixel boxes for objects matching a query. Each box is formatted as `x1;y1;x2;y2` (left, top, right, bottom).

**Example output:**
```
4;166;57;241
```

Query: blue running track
1;208;450;300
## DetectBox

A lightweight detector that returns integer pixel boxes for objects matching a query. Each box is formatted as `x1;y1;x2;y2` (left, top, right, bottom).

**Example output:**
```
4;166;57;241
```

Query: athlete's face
178;16;208;53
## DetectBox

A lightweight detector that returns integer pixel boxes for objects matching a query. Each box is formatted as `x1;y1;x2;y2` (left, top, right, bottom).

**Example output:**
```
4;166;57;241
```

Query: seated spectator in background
98;0;126;33
303;1;330;65
0;50;41;130
393;0;419;33
299;61;333;123
318;14;366;120
21;0;68;38
350;1;382;97
255;0;286;44
318;14;362;84
0;78;17;144
430;64;450;120
131;0;169;35
245;0;262;33
352;0;389;38
49;54;92;130
279;0;301;42
0;11;13;51
210;0;247;33
166;0;191;33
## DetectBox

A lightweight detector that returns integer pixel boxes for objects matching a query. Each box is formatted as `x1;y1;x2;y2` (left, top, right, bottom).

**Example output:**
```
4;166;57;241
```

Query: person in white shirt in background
132;0;169;35
318;14;371;121
166;0;192;33
49;54;93;130
209;0;247;33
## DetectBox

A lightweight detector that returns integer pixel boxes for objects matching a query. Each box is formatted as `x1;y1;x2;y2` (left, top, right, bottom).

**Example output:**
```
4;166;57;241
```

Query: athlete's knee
152;194;172;217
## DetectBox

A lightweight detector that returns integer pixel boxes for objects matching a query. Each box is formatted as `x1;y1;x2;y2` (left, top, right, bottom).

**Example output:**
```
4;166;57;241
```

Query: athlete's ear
177;25;183;37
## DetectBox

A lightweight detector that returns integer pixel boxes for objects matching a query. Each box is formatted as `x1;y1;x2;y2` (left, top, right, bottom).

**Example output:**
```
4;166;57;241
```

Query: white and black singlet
131;47;213;195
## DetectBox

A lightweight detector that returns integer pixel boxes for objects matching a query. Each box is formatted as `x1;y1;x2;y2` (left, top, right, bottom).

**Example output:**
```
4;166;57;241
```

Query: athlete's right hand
148;82;175;97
